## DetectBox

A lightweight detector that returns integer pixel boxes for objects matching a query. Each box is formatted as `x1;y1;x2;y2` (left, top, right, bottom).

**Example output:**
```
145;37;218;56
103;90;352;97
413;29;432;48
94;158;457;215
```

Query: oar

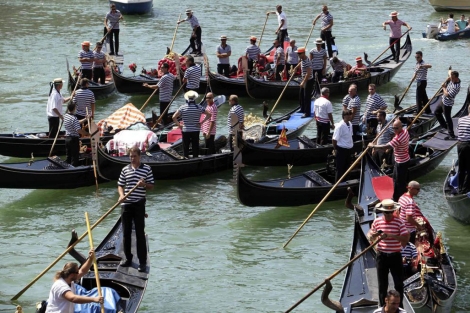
284;237;383;312
304;24;315;48
258;14;270;48
139;88;159;111
169;13;182;52
369;28;412;66
264;63;301;124
98;19;120;47
394;75;417;112
11;184;139;300
84;212;105;313
86;107;99;193
151;83;185;130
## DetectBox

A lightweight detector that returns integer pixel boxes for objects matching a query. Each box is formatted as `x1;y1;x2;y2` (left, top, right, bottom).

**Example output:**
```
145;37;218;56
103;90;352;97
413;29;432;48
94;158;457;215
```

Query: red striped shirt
389;128;410;163
371;216;408;253
398;193;423;232
201;103;217;135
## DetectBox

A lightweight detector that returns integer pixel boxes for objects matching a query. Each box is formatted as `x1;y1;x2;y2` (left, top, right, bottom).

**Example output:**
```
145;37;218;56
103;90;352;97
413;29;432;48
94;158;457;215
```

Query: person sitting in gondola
329;56;350;83
372;290;407;313
401;242;418;278
245;36;261;75
347;56;368;78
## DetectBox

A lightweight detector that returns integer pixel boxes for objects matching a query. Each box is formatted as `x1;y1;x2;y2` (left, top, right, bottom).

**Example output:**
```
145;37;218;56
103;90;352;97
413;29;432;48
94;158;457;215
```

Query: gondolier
398;180;424;243
372;290;407;313
382;11;411;63
177;9;202;55
296;47;314;118
227;94;244;151
435;70;460;139
72;78;95;120
104;3;123;56
363;84;387;134
245;36;261;75
309;38;327;81
267;5;288;44
369;120;410;201
143;62;175;122
367;199;409;308
64;102;89;167
344;84;361;141
92;41;106;85
117;147;154;272
332;110;353;182
183;56;201;92
285;40;298;79
273;39;285;81
312;5;334;58
314;87;334;145
373;110;394;166
201;92;218;154
216;35;231;77
457;103;470;193
412;51;432;114
77;41;95;80
47;78;72;138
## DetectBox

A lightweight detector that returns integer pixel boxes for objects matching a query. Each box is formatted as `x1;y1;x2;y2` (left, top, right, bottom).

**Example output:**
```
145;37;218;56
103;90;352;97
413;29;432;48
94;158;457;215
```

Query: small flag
275;126;290;149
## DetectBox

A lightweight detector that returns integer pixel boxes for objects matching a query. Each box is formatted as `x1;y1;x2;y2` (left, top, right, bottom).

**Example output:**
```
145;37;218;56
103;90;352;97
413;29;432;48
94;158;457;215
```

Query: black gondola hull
68;70;116;99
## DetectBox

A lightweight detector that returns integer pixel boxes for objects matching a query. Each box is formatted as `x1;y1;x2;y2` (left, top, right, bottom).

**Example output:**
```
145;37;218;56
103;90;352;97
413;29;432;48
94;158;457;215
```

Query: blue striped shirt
245;44;261;61
106;10;122;29
365;93;387;119
78;50;94;70
309;48;326;70
157;73;175;102
93;50;105;68
443;80;460;106
321;12;333;30
73;88;95;117
414;60;428;81
217;44;231;65
179;102;205;132
64;113;80;137
458;115;470;142
184;65;201;89
300;58;313;80
347;95;361;126
274;46;285;65
118;163;154;203
228;104;244;134
401;242;418;259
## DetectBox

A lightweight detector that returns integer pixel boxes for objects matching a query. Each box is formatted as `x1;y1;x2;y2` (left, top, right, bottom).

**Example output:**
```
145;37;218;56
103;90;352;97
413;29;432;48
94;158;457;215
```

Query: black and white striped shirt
118;163;154;203
458;115;470;142
330;58;347;72
300;58;313;80
64;113;80;137
309;48;326;70
178;101;205;132
228;104;244;134
185;15;200;29
73;88;95;117
365;93;387;119
78;50;94;70
274;46;285;65
184;65;201;90
414;60;428;81
320;12;333;30
286;46;298;64
157;73;175;102
443;80;460;106
93;50;105;68
245;44;261;61
347;95;361;126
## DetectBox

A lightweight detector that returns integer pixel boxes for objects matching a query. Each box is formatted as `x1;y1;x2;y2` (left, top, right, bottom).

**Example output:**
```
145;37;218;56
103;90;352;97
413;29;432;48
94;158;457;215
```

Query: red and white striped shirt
201;103;217;135
398;193;423;232
389;128;410;163
371;216;408;253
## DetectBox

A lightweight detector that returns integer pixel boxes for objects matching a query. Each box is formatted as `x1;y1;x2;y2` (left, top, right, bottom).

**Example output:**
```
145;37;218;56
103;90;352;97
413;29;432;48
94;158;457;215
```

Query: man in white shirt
332;110;353;182
268;5;288;44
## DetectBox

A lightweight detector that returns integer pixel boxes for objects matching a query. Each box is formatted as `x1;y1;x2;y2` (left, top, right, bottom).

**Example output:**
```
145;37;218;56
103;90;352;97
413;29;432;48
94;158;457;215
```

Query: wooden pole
284;237;382;312
139;88;159;111
304;24;315;48
170;13;182;52
395;75;417;109
85;212;105;313
369;28;412;66
258;14;270;48
11;184;139;301
86;107;99;193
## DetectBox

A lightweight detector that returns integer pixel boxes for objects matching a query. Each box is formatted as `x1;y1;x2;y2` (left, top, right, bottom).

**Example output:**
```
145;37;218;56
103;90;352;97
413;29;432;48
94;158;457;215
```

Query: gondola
344;153;457;313
64;217;149;313
207;70;248;97
237;129;457;207
110;0;153;15
443;160;470;224
243;34;412;99
68;69;116;100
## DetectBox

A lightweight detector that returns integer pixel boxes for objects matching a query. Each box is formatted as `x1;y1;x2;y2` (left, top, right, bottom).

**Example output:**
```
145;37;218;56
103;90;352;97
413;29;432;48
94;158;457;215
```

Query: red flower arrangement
128;63;137;73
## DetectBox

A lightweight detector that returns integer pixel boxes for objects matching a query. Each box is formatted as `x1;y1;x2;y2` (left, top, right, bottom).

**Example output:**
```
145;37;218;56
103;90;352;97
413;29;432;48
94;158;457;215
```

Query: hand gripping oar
11;184;139;300
258;14;270;48
369;28;412;66
169;13;182;53
85;212;105;313
284;237;383;312
151;83;185;130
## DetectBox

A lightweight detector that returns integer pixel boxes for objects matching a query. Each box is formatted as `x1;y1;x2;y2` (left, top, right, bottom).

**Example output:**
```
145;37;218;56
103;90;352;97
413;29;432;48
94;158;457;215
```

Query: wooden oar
151;83;185;130
284;237;383;312
170;13;182;52
304;24;315;48
11;184;139;301
139;88;159;111
264;63;301;124
394;75;417;111
369;28;412;66
258;14;270;48
85;212;105;313
86;108;99;193
97;20;120;47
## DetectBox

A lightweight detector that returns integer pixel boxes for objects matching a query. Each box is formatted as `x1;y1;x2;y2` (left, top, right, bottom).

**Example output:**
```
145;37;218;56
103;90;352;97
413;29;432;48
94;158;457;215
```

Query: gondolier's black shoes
120;259;132;267
138;263;147;272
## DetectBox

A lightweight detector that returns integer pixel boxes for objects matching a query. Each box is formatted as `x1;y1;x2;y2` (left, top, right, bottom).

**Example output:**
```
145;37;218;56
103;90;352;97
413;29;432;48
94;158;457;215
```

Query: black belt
377;251;401;256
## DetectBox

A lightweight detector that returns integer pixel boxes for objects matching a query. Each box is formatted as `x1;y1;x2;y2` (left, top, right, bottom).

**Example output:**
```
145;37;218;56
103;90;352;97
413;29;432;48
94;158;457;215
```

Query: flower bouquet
128;63;137;75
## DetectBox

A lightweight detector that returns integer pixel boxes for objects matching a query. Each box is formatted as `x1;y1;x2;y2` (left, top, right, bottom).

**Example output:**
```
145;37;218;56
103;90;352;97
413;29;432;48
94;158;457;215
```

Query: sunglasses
383;211;394;214
392;127;400;130
412;187;421;191
206;97;213;99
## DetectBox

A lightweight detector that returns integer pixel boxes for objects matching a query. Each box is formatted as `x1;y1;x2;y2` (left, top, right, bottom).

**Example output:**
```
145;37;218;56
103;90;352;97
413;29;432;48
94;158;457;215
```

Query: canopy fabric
97;103;147;135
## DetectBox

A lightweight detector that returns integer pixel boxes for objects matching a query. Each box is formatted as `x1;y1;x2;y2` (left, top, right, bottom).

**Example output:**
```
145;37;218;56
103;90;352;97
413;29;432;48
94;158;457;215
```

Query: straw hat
184;90;199;100
389;11;399;17
355;56;363;62
250;36;257;41
81;41;91;46
53;78;63;84
185;9;192;14
220;35;228;40
315;38;324;45
375;199;400;212
295;47;306;53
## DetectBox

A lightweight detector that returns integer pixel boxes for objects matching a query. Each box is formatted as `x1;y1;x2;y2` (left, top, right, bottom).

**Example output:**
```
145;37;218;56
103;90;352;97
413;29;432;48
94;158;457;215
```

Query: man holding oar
104;3;123;56
435;70;461;140
118;147;154;272
413;51;432;114
267;5;288;44
143;62;175;123
312;5;334;58
46;78;72;138
45;249;103;313
296;47;314;118
177;9;202;56
382;11;411;63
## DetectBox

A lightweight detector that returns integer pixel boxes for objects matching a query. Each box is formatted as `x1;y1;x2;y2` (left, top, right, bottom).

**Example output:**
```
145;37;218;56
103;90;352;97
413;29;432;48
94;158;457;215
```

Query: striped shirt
347;95;361;126
185;15;200;29
458;115;470;142
371;215;408;253
402;242;418;259
300;58;313;80
389;129;410;163
157;73;175;102
228;104;244;134
201;103;217;135
414;60;428;81
178;101;205;132
314;96;333;123
309;48;326;70
365;93;387;120
274;46;285;65
217;44;231;64
342;94;351;108
78;49;94;70
245;44;261;61
73;88;95;117
376;119;395;145
118;163;154;203
184;65;201;90
64;113;80;137
106;10;122;29
443;80;461;106
93;50;105;68
46;88;64;117
320;11;333;30
330;58;348;72
286;46;298;64
398;193;423;232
